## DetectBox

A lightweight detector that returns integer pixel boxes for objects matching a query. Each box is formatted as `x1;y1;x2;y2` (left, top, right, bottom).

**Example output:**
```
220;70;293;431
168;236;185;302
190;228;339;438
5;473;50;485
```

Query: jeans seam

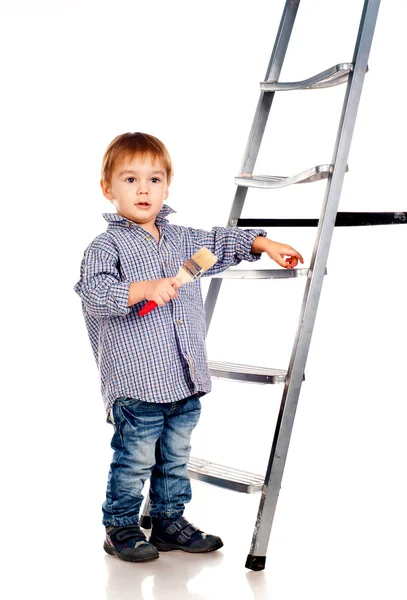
120;403;141;429
105;420;125;514
157;437;171;513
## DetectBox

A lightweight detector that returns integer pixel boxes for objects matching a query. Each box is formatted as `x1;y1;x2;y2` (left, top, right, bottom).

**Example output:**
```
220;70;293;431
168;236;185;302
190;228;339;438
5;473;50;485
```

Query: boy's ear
100;179;114;201
164;179;171;200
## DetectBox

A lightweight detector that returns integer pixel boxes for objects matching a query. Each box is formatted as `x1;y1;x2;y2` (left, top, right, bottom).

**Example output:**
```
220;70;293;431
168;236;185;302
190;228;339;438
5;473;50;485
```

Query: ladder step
260;62;354;91
236;164;337;189
212;268;311;280
209;360;287;384
187;457;264;493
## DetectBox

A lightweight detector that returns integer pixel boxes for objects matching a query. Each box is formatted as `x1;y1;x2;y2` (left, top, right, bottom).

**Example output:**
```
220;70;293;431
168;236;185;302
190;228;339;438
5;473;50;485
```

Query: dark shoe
149;516;223;553
104;524;159;562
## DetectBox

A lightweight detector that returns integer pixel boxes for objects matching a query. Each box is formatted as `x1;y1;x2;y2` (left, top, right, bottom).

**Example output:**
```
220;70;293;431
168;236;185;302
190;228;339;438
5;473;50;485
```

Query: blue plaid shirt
74;204;266;420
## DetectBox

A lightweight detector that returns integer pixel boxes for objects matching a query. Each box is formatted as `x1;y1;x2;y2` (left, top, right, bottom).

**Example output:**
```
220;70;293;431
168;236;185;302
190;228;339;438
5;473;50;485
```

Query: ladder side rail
239;0;301;176
247;0;382;570
204;0;301;331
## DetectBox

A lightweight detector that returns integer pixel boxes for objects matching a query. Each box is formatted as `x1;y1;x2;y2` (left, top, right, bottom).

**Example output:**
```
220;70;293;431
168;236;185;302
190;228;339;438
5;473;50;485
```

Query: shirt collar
103;204;176;227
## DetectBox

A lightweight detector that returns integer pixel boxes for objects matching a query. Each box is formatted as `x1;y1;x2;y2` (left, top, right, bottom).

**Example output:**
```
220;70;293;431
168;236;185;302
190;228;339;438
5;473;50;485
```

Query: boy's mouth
136;202;151;208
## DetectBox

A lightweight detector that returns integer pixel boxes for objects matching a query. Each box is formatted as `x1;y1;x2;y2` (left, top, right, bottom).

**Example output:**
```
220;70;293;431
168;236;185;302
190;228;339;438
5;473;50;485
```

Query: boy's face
101;153;169;231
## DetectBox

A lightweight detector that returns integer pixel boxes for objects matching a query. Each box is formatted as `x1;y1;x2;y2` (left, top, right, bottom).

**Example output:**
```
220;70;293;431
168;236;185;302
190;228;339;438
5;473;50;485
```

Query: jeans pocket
117;397;141;408
116;397;144;429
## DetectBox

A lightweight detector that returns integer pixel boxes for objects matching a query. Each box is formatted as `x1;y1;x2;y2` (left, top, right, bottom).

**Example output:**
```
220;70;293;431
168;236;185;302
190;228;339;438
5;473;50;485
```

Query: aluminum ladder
141;0;406;570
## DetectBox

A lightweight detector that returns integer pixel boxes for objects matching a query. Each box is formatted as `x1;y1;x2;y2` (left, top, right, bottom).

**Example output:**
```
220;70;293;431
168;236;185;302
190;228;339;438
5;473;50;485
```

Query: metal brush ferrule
183;258;205;279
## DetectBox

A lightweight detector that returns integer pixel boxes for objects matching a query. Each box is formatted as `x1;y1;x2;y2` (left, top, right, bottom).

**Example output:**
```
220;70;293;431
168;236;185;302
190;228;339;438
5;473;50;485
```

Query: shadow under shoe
149;516;223;553
104;524;159;562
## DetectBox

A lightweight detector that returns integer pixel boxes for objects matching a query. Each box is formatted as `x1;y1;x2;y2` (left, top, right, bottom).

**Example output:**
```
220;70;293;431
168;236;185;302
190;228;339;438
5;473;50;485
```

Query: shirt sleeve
187;226;268;276
74;246;131;318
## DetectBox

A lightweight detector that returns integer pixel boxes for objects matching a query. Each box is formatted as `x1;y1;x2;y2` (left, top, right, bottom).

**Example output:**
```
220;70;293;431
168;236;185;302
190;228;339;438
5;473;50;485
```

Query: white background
1;1;406;599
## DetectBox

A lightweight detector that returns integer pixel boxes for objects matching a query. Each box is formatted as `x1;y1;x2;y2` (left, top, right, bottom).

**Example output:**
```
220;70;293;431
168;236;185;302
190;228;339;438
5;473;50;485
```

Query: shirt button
177;319;183;325
165;261;168;266
127;222;132;227
146;236;151;241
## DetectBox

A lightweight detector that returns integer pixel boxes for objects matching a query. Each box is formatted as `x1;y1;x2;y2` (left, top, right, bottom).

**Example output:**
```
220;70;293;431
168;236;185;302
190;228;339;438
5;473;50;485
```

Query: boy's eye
125;177;136;183
150;177;160;183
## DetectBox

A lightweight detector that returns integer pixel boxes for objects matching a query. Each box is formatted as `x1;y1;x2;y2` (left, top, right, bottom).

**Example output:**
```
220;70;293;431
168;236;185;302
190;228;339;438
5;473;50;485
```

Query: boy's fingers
285;248;304;263
294;250;304;263
279;254;299;269
282;250;304;266
287;256;298;266
275;256;287;268
170;277;183;289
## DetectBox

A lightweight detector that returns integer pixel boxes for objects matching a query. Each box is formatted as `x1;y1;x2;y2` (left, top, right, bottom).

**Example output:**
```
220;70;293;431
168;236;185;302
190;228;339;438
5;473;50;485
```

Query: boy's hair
101;132;173;184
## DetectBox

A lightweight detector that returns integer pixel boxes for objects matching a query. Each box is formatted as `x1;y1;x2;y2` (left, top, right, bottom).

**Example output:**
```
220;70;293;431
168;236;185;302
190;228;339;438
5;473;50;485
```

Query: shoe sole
151;540;223;553
103;541;159;562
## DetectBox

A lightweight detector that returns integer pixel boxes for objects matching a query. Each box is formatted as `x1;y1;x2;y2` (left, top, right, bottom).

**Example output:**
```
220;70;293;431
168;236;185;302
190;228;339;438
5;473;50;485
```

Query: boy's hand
252;237;304;269
144;277;182;307
266;241;304;269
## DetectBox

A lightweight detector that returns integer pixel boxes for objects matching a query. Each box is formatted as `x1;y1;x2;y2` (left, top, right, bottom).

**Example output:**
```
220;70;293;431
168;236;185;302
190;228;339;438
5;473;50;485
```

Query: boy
74;132;303;563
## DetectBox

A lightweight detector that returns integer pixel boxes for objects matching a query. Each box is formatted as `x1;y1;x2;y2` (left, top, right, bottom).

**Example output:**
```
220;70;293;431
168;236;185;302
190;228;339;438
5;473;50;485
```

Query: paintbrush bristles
190;248;218;271
176;247;218;285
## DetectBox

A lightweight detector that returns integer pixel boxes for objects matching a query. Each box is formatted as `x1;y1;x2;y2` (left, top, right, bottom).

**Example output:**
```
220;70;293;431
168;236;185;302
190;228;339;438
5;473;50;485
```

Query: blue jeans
102;394;201;527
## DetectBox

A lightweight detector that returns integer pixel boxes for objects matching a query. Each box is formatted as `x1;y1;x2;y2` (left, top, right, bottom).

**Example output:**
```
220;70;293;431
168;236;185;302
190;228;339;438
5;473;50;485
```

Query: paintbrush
138;247;218;316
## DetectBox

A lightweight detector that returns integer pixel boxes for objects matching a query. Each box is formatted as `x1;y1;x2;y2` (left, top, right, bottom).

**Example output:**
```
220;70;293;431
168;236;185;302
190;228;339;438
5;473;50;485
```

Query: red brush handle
138;300;158;317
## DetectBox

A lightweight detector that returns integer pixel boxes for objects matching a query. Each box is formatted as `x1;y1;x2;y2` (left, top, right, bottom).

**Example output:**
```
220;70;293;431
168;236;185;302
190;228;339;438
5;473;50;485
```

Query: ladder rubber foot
140;515;152;529
245;554;266;571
